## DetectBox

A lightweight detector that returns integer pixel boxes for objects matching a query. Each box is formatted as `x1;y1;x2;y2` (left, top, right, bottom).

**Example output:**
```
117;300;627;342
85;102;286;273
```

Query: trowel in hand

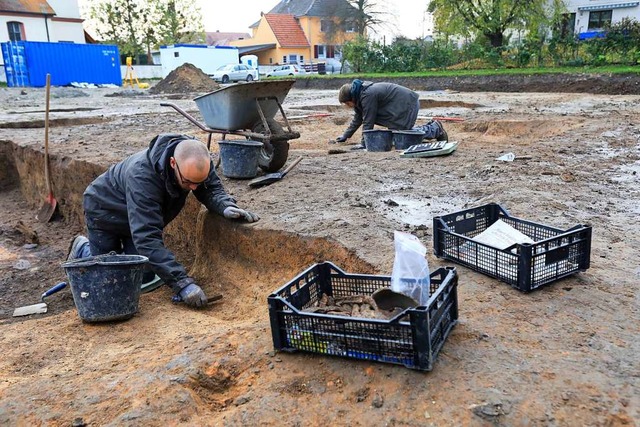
13;282;67;317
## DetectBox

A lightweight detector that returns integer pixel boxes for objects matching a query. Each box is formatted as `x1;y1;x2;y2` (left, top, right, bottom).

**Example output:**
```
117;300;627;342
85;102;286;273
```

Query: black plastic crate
433;203;591;292
268;262;458;371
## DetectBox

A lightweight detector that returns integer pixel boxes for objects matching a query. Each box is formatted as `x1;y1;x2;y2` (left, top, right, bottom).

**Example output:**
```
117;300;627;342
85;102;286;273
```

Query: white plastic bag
390;231;431;305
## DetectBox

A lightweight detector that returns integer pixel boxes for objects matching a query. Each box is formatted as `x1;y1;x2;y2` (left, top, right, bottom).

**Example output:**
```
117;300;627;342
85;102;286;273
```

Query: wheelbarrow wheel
252;119;290;172
259;141;289;172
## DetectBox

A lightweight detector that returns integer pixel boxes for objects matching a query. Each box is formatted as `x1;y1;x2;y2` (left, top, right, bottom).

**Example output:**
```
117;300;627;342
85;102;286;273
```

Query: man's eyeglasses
175;161;207;186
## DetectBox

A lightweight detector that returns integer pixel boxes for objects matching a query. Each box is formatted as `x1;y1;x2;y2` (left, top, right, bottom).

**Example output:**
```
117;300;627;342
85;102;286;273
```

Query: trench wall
0;139;199;268
0;140;374;287
294;73;640;95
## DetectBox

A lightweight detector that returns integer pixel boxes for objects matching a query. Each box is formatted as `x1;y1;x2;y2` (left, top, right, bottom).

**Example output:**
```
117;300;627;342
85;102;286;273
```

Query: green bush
341;26;640;73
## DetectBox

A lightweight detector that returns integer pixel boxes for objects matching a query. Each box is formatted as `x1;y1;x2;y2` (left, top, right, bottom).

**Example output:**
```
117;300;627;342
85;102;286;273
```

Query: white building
0;0;85;44
159;44;240;78
0;0;85;80
561;0;640;38
1;0;85;68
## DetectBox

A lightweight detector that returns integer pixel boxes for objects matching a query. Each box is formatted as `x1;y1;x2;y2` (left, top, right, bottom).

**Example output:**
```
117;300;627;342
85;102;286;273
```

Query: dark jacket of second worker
83;133;237;284
343;81;420;139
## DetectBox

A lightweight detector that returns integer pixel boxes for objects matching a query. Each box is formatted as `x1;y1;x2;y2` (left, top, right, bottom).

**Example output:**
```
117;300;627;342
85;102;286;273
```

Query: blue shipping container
1;41;121;87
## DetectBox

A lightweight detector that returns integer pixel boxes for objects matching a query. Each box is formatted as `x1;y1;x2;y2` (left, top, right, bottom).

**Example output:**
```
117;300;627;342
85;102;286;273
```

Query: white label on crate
471;219;535;250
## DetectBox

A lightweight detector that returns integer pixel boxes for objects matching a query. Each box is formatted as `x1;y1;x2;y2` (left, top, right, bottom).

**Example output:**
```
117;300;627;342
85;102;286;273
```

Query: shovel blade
249;173;283;188
36;199;57;222
13;303;48;317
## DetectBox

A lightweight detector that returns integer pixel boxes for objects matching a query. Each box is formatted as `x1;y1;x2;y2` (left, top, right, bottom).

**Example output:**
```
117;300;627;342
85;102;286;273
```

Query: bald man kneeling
68;134;259;308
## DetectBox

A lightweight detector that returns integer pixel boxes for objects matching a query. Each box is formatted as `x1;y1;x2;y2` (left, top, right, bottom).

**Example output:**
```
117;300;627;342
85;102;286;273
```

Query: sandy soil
0;76;639;426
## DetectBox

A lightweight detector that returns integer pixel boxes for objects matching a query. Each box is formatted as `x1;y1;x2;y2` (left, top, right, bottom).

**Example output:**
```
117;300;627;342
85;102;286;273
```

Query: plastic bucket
218;140;263;179
363;130;393;152
393;130;425;150
62;254;148;322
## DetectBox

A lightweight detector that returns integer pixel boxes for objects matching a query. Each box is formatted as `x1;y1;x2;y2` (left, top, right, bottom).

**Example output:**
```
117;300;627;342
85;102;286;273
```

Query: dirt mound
150;63;220;94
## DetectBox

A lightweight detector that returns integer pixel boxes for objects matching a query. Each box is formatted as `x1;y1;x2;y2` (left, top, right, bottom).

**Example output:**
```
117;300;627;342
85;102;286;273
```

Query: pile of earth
149;63;220;94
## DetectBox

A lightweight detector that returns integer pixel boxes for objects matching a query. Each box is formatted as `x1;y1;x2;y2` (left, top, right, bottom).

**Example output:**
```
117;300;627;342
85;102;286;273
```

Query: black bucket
62;254;149;322
363;130;393;152
218;140;263;179
393;130;425;150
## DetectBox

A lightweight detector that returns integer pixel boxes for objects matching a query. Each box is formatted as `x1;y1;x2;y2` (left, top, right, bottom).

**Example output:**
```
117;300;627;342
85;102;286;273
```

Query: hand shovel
13;282;67;317
36;74;57;222
249;156;302;188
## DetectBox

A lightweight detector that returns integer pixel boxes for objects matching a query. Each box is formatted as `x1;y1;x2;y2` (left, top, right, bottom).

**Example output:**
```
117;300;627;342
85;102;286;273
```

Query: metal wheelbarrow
161;79;300;172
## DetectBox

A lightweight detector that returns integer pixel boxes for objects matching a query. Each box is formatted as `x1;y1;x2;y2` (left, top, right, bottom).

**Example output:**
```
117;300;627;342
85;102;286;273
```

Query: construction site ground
0;73;639;426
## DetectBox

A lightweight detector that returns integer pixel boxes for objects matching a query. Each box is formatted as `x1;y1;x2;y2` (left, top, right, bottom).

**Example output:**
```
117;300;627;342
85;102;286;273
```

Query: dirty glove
172;277;208;308
335;135;347;143
223;206;260;223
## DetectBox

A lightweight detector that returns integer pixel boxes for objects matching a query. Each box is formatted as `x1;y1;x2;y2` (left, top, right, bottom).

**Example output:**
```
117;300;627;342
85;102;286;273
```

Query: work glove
223;206;260;223
172;277;208;308
334;135;347;143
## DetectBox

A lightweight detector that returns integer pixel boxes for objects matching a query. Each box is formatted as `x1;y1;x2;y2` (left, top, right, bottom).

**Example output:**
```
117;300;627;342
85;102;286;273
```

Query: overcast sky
195;0;431;41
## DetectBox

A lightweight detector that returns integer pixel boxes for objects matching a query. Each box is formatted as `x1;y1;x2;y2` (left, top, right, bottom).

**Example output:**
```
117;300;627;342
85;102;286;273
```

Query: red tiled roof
264;13;310;48
0;0;55;15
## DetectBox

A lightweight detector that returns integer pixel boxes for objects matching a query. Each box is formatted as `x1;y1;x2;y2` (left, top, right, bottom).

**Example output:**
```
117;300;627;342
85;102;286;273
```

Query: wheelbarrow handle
161;102;210;132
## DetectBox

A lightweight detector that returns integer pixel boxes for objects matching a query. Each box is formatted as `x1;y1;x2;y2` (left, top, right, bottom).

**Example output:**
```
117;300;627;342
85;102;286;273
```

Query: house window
282;56;287;63
299;55;304;63
288;54;298;63
269;58;273;64
588;10;612;30
7;22;25;42
314;45;336;59
320;19;332;32
344;20;356;33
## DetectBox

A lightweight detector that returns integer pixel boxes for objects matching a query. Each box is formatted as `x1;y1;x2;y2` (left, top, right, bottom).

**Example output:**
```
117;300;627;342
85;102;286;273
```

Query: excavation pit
0;117;109;129
419;99;483;109
0;80;638;425
0;139;375;323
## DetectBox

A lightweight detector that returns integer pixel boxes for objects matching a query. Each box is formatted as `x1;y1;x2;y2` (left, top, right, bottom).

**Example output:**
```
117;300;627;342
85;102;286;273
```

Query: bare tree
325;0;392;38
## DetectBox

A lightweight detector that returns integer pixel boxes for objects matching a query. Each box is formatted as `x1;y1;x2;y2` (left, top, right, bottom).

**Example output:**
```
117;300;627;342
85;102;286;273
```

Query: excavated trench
0;117;109;129
0;138;375;321
0;112;585;321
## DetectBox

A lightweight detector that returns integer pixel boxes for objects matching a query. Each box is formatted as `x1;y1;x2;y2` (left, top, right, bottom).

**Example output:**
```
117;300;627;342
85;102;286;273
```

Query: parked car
210;64;258;83
266;64;307;78
324;58;345;74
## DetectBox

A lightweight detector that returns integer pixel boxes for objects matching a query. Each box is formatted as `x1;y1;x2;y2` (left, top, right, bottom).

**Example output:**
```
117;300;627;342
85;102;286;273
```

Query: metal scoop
371;287;419;311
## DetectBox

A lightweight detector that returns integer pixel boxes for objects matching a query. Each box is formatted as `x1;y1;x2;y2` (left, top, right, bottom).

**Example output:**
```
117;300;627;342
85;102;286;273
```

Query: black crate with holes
433;203;591;292
268;262;458;371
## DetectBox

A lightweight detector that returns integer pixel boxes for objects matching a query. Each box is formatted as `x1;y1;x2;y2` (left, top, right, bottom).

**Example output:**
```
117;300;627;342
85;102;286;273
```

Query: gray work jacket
343;81;420;139
83;133;236;284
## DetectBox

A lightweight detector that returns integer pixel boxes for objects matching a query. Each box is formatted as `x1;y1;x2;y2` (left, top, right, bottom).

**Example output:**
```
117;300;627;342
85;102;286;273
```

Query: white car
267;64;307;77
211;64;258;83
